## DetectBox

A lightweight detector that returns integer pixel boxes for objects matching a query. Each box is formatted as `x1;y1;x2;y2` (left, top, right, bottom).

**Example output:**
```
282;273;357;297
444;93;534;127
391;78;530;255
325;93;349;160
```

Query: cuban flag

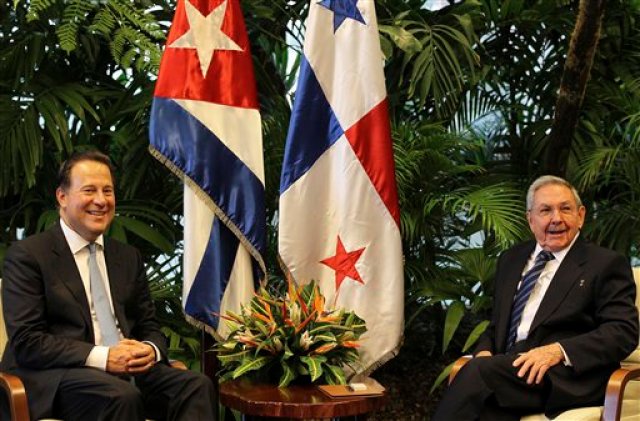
149;0;265;337
279;0;404;375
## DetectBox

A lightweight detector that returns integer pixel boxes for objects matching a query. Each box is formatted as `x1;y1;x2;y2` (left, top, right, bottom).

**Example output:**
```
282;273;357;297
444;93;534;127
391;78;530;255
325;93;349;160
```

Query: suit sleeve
2;242;94;368
125;247;168;361
559;253;639;374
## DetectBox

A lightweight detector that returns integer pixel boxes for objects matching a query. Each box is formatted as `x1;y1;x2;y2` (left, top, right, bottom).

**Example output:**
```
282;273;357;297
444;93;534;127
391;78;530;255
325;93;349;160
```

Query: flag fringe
184;313;224;342
352;335;404;380
148;145;266;276
279;252;404;378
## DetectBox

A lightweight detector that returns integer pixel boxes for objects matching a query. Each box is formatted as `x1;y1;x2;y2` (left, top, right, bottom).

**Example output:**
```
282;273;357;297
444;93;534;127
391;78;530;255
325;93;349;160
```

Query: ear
526;210;534;229
577;205;586;228
56;187;67;209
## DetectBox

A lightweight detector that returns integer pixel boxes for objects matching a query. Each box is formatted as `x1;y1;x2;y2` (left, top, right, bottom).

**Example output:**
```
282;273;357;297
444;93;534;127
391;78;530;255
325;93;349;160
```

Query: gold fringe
148;145;266;276
352;335;404;380
279;252;403;379
184;313;223;342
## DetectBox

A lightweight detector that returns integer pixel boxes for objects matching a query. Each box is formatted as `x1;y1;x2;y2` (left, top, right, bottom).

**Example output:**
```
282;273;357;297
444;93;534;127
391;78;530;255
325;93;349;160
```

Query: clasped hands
107;339;156;375
475;342;564;385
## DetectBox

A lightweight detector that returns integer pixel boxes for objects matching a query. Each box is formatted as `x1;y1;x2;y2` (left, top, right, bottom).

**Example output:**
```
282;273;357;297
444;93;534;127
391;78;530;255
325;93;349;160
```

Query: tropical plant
214;280;366;387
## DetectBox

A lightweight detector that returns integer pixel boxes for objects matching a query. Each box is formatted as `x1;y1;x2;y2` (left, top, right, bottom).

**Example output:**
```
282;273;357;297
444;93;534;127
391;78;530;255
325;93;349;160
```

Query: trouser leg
432;354;546;421
136;363;216;421
54;368;144;421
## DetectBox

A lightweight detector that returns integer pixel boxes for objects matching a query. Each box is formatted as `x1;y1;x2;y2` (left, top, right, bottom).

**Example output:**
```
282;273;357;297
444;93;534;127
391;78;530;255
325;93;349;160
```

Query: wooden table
219;377;387;420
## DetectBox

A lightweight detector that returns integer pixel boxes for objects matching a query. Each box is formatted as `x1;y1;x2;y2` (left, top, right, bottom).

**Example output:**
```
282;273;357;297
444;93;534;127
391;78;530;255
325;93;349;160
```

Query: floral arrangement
214;279;367;387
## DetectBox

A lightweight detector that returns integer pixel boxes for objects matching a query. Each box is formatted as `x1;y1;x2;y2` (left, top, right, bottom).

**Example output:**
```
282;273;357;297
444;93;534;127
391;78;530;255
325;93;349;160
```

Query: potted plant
214;279;367;387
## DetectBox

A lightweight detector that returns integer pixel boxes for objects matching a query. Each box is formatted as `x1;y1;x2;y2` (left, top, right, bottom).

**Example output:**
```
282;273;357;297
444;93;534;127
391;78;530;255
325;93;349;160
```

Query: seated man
433;175;639;420
1;151;216;420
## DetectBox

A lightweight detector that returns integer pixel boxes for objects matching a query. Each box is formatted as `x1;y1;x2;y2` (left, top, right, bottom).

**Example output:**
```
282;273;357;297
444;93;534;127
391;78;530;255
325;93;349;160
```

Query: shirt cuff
85;345;109;370
557;342;572;366
143;341;162;362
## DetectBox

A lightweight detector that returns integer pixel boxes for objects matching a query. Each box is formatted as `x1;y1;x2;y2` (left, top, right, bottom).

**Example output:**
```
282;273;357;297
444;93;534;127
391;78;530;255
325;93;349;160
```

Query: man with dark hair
433;175;639;420
1;150;215;420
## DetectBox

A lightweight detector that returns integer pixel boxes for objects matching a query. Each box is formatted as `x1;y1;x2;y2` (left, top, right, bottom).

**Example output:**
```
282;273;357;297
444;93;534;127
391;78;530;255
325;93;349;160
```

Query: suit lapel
496;242;535;350
529;239;587;334
51;224;93;330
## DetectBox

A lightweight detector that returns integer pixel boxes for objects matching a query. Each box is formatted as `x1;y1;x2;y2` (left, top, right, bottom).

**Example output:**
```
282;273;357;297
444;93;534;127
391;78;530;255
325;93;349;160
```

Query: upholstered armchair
448;268;640;421
0;279;188;421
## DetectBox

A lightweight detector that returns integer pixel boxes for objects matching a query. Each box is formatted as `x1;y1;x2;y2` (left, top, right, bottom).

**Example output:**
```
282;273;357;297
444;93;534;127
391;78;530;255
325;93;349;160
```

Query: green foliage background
2;0;640;379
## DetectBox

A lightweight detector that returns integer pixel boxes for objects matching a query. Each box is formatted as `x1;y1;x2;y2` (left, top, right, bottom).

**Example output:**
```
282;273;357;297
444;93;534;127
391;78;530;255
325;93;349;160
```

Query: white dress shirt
59;219;160;370
60;219;120;369
515;234;580;363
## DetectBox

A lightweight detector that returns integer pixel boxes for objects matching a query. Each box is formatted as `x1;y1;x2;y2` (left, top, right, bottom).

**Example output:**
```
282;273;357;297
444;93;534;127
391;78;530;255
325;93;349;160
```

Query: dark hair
57;150;115;191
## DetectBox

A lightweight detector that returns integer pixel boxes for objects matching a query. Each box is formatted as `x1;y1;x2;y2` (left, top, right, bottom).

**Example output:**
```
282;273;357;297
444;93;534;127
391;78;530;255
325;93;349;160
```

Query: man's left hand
512;342;564;385
121;339;156;374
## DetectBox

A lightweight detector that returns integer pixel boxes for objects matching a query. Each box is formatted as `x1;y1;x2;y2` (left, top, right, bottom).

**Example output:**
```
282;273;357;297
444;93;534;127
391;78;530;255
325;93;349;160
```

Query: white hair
526;175;583;211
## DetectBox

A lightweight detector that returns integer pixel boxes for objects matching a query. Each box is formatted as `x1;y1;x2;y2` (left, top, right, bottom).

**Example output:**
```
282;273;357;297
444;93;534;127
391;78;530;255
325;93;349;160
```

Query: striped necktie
88;243;119;346
507;250;554;350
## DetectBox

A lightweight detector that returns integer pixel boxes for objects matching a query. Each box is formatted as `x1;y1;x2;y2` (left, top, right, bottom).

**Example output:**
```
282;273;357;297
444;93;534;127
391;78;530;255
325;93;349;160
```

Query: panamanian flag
149;0;265;337
279;0;404;375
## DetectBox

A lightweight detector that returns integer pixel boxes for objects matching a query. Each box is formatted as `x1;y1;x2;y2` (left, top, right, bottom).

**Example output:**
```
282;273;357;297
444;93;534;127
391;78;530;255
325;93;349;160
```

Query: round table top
219;377;388;419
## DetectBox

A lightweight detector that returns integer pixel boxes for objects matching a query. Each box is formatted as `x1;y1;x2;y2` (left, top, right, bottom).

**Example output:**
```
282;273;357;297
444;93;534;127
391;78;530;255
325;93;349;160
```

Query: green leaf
462;321;490;353
114;215;174;253
217;350;250;365
281;342;294;361
430;361;455;394
323;364;347;385
232;356;272;379
378;25;422;54
278;360;296;388
442;301;465;353
300;356;326;382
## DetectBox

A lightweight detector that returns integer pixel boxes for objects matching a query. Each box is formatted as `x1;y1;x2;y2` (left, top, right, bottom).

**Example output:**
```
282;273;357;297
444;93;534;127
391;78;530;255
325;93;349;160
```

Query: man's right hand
106;339;157;374
106;342;137;374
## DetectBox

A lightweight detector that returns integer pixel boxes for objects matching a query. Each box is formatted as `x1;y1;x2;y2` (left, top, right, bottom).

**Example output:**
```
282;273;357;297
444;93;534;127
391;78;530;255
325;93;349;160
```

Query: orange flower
252;311;272;325
313;285;325;314
295;310;317;334
312;343;336;355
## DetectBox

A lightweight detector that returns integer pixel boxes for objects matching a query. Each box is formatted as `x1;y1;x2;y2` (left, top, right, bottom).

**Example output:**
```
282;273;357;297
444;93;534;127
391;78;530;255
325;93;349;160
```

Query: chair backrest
627;268;640;363
0;279;6;360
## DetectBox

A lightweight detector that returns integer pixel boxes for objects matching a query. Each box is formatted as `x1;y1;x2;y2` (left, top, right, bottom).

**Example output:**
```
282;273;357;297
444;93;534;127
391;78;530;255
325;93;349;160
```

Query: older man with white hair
433;175;639;420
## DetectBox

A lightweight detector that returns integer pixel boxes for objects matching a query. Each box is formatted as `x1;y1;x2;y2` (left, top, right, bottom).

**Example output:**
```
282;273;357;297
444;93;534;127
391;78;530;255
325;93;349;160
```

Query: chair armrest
449;356;473;385
169;359;188;370
0;372;30;421
602;363;640;421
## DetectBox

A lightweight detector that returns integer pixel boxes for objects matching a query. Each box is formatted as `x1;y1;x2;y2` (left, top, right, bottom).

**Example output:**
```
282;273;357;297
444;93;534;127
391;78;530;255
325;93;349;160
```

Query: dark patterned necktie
507;250;555;350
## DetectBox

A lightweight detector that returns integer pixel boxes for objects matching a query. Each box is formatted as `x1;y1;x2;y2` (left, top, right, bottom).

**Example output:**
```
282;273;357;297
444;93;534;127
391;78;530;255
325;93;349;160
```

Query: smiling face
56;160;115;242
527;183;585;252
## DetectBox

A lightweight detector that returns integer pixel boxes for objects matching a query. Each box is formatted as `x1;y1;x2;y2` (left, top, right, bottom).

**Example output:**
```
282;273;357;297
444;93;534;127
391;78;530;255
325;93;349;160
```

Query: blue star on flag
318;0;366;31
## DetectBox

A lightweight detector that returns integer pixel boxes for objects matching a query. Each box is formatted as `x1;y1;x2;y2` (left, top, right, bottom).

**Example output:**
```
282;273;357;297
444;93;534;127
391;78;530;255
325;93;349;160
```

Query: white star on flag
168;0;242;77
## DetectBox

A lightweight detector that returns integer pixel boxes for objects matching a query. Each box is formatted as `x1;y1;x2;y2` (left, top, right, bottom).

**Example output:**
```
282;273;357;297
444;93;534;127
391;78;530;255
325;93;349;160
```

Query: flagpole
201;329;219;415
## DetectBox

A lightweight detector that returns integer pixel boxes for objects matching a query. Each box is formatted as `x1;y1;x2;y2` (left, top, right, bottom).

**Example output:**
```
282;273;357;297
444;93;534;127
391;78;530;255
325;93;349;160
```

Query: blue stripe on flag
279;56;344;193
150;98;266;255
184;218;239;328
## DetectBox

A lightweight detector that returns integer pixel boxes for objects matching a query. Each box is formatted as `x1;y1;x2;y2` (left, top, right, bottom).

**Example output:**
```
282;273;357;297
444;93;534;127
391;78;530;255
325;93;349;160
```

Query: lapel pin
579;279;585;287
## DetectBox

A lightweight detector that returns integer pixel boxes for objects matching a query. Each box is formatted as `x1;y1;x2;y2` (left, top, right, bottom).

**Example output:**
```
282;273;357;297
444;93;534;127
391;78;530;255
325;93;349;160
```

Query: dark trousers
53;363;215;421
432;354;548;421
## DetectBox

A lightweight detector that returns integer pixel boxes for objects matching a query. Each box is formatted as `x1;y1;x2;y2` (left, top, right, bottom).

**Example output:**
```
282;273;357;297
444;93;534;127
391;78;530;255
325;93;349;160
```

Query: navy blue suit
434;238;638;420
1;224;214;420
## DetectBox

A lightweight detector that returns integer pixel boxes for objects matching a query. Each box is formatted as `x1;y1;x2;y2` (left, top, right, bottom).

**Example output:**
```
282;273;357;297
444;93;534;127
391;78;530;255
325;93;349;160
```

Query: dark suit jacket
0;223;168;419
475;237;639;415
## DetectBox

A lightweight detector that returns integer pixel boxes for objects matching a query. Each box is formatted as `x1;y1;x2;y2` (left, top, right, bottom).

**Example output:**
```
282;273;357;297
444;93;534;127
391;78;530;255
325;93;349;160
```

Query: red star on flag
320;236;366;291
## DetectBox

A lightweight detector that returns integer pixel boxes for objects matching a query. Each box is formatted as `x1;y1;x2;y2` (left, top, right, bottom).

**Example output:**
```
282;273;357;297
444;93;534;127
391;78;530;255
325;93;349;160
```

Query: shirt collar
533;231;580;265
59;218;104;255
